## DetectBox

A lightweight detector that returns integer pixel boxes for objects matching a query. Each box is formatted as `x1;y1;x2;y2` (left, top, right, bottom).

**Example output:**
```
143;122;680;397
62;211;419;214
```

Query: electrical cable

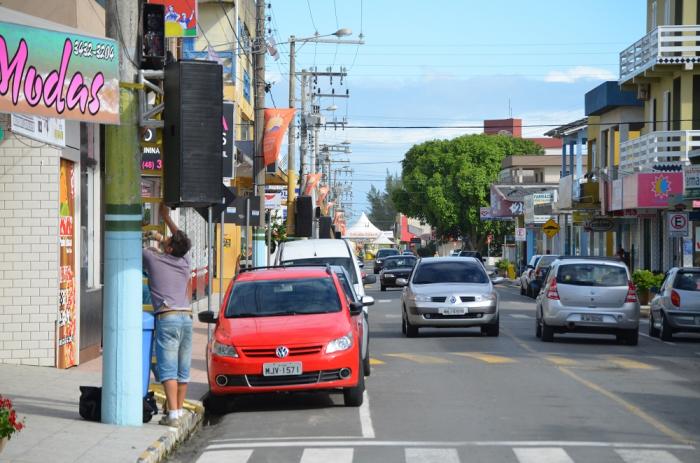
306;0;319;33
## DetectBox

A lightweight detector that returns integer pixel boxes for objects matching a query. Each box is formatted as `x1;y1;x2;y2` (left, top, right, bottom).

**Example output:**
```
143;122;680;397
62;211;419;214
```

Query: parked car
458;250;483;261
379;255;417;291
535;257;640;345
198;266;366;412
398;257;502;337
520;254;542;295
373;248;400;273
649;267;700;341
527;254;560;298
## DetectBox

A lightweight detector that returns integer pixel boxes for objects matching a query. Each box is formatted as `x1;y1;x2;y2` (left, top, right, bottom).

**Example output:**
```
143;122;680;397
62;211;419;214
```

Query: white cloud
544;66;616;84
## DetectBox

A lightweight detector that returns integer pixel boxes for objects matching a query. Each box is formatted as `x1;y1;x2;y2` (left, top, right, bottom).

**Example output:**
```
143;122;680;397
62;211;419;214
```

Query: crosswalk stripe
452;352;516;364
385;353;452;364
604;356;656;370
300;448;353;463
196;449;252;463
544;356;579;367
513;447;575;463
405;448;460;463
509;314;532;319
616;449;683;463
369;358;386;365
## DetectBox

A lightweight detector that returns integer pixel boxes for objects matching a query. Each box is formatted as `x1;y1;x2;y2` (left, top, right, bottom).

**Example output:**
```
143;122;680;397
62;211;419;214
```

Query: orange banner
58;159;77;368
263;108;295;166
304;173;322;196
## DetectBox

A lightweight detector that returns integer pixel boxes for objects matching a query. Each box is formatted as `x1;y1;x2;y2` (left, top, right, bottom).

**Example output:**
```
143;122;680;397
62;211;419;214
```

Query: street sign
542;218;560;238
685;166;700;199
587;217;614;232
515;228;526;242
668;212;689;237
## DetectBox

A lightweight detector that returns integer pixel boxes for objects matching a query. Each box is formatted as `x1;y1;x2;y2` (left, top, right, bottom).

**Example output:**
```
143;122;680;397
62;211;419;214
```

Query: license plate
581;314;603;322
439;307;467;316
262;362;302;376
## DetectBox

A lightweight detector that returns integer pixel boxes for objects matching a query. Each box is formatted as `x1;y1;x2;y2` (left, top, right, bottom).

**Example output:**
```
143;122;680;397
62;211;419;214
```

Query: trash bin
142;311;155;397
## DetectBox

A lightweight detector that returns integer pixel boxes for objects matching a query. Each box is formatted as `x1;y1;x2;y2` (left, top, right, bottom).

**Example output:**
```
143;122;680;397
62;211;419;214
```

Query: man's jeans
155;313;193;383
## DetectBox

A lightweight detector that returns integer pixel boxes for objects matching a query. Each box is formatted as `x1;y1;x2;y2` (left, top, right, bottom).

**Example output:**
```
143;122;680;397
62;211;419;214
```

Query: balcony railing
619;130;700;172
620;25;700;83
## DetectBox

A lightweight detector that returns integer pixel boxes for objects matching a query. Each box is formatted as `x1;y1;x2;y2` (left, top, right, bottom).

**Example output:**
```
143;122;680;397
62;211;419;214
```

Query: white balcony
620;25;700;83
619;130;700;172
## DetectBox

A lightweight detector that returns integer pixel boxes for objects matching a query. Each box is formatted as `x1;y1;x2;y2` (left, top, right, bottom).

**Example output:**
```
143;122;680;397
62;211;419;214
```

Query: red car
198;266;366;412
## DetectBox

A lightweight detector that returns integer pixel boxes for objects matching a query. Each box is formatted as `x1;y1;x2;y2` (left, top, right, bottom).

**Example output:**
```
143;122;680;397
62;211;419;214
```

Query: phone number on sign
72;40;116;61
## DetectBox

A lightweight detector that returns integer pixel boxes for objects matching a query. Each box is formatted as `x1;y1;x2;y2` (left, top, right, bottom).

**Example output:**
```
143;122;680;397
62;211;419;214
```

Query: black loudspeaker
142;4;165;70
164;60;223;207
295;196;313;237
319;216;332;238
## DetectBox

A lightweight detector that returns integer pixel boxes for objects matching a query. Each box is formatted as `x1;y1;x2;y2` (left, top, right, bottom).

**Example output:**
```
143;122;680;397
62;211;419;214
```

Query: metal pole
253;0;266;264
102;0;142;426
312;124;319;238
207;206;213;313
266;210;272;265
245;197;251;268
286;38;296;236
299;72;308;194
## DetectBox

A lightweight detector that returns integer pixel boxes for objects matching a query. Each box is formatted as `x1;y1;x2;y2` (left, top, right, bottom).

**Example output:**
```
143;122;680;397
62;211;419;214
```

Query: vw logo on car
449;296;457;304
275;346;289;358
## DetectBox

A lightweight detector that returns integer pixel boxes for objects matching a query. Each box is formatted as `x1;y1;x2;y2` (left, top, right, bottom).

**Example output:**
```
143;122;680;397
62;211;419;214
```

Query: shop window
80;123;100;288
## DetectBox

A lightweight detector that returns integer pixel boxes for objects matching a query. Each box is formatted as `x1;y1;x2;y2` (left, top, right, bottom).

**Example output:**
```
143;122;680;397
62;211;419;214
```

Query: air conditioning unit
637;83;650;101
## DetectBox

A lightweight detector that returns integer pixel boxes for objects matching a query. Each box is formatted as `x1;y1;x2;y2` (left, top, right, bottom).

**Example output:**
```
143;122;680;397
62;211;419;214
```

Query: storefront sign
58;159;77;369
223;101;234;179
587;217;614;232
148;0;198;37
140;127;162;172
668;212;689;238
616;172;684;209
10;113;65;146
685;166;700;199
0;20;120;124
611;179;623;211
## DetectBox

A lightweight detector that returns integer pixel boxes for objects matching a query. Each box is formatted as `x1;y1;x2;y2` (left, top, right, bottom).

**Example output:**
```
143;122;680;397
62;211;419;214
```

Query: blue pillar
526;229;535;262
561;143;567;176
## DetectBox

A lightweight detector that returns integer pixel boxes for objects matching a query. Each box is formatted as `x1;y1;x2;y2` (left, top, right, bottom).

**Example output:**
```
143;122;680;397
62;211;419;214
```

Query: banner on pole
263;108;295;166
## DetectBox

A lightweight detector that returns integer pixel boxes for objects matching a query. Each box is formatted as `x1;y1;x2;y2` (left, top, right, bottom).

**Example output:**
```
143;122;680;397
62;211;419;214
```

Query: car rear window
537;255;558;268
412;262;488;284
384;257;416;269
225;277;341;317
556;264;628;287
376;249;399;258
673;272;700;291
281;257;357;285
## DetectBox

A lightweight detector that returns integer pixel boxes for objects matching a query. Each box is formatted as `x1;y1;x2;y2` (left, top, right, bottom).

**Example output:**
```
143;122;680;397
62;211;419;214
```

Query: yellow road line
559;367;693;445
544;355;579;367
369;358;385;365
385;353;452;364
451;352;516;364
604;356;657;370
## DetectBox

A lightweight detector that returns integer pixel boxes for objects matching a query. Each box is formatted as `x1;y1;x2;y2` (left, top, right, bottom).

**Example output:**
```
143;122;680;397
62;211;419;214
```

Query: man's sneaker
158;415;181;427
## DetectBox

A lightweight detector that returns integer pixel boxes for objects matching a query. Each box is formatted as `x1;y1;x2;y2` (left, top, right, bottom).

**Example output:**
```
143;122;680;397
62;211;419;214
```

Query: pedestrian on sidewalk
143;203;193;427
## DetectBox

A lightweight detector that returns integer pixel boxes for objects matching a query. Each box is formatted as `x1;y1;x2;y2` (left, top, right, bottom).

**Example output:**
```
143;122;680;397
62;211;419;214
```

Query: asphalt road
169;281;700;463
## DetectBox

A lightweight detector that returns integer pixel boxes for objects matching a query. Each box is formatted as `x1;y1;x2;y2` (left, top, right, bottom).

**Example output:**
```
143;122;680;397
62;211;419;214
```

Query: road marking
300;448;353;463
369;358;385;365
204;440;696;450
359;391;375;439
544;355;578;367
384;314;401;318
639;331;677;346
377;299;392;303
558;367;693;444
405;448;460;463
196;449;252;463
513;447;574;463
385;353;452;364
616;449;684;463
451;352;516;364
604;356;656;370
509;314;532;319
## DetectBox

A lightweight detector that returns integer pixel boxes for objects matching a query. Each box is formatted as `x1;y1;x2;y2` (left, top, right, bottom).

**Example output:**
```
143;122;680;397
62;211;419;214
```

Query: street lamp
286;29;364;235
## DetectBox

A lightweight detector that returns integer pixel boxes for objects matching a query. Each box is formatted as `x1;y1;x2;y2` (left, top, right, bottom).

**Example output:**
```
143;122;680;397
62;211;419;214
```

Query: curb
136;387;205;463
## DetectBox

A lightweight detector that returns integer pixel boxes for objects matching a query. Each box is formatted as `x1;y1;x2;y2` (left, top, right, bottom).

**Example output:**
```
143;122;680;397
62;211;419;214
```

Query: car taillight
546;279;560;300
625;282;638;303
671;289;681;307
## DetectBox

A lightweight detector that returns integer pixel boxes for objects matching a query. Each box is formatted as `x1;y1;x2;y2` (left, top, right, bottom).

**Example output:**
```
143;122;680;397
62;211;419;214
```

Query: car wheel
481;316;499;337
403;309;418;338
380;285;386;292
343;359;365;407
203;392;231;415
648;312;660;338
660;313;674;341
520;283;525;296
541;319;554;342
401;309;407;335
535;310;542;338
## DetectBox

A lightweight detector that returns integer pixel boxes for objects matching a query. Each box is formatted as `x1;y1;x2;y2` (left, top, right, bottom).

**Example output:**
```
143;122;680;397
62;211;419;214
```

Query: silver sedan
398;257;501;337
650;267;700;341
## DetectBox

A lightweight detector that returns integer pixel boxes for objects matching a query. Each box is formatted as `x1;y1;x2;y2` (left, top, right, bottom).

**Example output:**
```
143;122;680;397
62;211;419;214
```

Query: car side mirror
349;301;364;316
491;276;506;285
362;274;377;285
362;295;375;306
396;278;408;287
198;310;217;324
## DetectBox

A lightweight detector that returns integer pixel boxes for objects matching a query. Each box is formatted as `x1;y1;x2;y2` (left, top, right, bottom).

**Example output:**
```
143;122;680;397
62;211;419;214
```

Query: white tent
372;233;394;245
344;213;382;240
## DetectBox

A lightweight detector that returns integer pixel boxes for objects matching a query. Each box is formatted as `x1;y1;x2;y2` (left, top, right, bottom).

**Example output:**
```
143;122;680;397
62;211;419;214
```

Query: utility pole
103;0;142;425
253;0;266;265
286;38;296;236
299;71;309;194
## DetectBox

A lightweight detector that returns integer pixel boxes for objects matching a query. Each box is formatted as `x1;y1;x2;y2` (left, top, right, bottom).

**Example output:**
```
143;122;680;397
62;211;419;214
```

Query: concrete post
253;0;266;265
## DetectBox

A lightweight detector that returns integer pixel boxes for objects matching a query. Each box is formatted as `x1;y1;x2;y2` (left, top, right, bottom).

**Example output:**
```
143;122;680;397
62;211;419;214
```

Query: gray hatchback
649;267;700;340
535;257;640;345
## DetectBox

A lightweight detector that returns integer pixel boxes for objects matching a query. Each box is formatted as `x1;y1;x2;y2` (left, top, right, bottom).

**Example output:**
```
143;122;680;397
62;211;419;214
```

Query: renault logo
276;346;289;358
449;296;457;304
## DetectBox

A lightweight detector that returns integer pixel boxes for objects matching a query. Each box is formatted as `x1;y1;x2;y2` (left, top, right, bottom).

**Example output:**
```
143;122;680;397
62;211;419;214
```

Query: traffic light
142;3;165;70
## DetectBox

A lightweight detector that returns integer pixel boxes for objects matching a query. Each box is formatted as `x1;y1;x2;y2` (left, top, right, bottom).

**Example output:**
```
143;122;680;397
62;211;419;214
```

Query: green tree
391;134;542;253
367;171;401;230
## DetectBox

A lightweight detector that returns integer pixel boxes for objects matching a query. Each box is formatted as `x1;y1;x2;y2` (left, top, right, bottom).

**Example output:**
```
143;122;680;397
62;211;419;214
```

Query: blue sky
265;0;646;226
